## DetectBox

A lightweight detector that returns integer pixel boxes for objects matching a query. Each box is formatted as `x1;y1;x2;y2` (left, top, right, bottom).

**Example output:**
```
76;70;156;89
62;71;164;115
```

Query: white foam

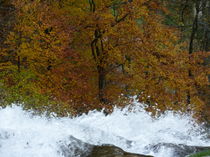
0;102;209;157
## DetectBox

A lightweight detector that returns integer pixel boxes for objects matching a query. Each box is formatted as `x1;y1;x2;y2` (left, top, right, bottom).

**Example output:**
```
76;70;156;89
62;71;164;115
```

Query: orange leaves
0;0;209;116
189;51;210;88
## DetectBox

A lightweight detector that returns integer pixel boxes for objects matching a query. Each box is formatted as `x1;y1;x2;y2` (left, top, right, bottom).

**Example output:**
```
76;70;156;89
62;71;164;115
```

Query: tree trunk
187;0;200;104
98;66;106;103
89;0;107;103
17;56;20;73
91;29;107;103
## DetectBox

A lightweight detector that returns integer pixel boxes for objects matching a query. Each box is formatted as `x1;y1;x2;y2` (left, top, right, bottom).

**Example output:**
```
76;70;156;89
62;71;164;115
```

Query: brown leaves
0;0;209;116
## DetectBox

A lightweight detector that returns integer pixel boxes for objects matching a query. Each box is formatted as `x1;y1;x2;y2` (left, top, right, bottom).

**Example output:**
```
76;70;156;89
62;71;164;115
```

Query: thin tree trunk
89;0;107;103
98;66;106;102
187;0;200;104
17;56;20;73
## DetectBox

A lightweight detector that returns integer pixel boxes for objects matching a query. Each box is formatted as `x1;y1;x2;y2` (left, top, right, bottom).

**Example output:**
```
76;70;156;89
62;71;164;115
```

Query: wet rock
59;136;153;157
147;143;210;157
87;144;153;157
0;129;15;139
58;136;93;157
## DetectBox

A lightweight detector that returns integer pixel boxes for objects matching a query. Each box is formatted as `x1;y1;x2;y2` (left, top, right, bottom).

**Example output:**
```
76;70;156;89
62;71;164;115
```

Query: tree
0;0;208;117
163;0;210;118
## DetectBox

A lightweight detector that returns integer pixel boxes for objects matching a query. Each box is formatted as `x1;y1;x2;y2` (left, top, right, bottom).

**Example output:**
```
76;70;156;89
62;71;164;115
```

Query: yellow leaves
0;62;15;70
191;96;205;111
136;5;149;17
194;73;209;86
0;0;208;116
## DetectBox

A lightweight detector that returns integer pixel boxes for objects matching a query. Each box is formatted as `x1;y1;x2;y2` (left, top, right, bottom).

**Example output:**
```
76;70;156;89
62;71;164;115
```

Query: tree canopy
0;0;209;119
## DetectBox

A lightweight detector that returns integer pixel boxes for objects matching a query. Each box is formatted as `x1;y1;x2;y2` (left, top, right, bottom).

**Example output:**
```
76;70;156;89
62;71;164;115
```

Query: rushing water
0;101;209;157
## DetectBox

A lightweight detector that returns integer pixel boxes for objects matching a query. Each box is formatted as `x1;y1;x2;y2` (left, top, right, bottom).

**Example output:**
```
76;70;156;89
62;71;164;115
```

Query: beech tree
0;0;209;117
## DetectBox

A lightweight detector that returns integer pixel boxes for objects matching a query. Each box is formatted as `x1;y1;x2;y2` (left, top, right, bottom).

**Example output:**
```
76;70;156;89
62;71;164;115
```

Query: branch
111;12;130;27
91;38;97;61
180;0;189;23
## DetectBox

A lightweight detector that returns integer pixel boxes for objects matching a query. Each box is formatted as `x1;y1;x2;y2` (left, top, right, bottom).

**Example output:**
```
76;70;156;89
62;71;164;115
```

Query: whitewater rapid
0;102;209;157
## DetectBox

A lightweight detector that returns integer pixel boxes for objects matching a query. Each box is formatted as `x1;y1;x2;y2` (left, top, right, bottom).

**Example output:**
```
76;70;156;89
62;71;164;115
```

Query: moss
189;150;210;157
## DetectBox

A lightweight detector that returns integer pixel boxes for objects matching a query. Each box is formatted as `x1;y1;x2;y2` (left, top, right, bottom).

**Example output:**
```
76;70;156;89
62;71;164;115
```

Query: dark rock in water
87;145;153;157
147;143;210;157
59;136;153;157
0;129;15;139
115;136;134;148
58;136;93;157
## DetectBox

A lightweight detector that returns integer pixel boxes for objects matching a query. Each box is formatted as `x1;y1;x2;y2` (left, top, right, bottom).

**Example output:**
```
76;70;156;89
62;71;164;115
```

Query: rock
58;136;94;157
87;145;153;157
0;129;15;139
147;143;210;157
59;136;153;157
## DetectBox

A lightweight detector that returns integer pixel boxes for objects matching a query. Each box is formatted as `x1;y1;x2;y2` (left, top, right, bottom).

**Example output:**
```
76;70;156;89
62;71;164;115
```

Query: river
0;101;209;157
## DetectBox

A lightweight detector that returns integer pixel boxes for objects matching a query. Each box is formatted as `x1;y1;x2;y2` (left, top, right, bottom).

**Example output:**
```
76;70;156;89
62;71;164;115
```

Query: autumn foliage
0;0;209;117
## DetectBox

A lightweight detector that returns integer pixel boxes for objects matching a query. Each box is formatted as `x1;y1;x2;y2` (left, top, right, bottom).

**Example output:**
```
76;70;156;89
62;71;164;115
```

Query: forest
0;0;209;120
